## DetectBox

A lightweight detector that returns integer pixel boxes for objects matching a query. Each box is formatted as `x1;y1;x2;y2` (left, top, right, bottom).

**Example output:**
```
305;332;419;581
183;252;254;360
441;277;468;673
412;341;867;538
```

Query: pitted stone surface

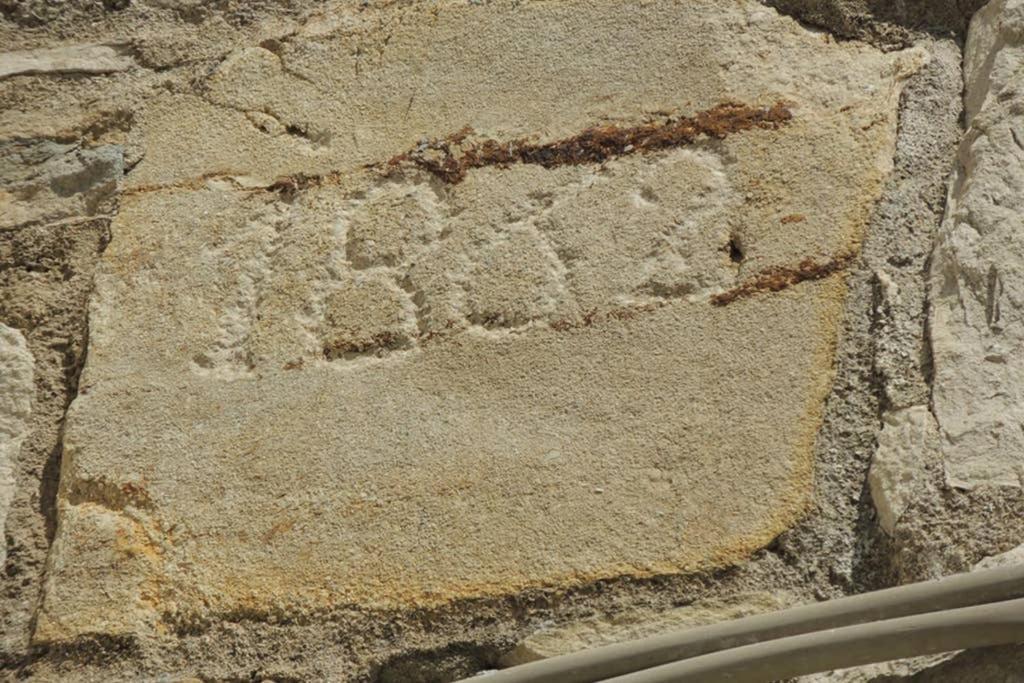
37;0;917;643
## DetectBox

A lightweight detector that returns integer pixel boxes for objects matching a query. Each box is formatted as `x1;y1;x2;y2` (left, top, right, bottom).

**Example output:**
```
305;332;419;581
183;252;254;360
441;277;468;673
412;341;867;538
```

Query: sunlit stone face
37;0;917;642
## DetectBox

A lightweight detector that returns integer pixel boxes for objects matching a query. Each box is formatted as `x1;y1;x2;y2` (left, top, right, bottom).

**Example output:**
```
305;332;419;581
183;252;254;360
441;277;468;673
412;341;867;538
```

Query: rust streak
122;102;792;197
382;101;793;183
711;252;855;307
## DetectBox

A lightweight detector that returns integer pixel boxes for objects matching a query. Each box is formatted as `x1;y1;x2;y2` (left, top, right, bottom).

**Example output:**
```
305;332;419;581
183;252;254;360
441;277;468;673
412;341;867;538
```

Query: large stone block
36;0;916;642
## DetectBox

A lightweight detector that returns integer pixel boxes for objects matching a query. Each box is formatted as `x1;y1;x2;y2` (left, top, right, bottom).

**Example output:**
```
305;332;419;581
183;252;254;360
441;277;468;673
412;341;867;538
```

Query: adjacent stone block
0;140;123;229
930;0;1024;489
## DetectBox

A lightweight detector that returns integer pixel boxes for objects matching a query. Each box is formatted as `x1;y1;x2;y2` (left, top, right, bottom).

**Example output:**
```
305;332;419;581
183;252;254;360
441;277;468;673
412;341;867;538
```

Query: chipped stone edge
0;323;34;569
0;44;135;80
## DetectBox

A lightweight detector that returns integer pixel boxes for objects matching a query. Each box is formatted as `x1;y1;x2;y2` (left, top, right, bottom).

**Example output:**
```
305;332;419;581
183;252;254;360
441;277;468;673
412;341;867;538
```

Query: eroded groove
305;253;857;365
383;101;793;184
711;252;855;306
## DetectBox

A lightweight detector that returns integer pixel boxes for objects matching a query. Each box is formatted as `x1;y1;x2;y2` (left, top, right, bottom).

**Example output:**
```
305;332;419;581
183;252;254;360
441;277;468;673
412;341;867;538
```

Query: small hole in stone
192;353;214;369
727;237;744;264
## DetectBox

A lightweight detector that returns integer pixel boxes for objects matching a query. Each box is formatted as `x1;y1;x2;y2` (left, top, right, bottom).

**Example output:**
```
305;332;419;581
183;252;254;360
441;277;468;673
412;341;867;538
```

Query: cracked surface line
382;102;793;184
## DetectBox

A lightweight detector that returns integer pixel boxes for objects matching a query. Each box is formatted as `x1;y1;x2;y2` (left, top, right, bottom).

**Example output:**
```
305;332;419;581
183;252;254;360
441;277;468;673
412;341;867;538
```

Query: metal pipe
602;596;1024;682
475;564;1024;683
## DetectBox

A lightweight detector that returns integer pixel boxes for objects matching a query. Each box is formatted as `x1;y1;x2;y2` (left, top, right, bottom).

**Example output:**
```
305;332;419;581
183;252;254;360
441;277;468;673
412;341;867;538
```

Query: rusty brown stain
711;252;855;307
780;213;805;224
383;101;793;183
266;172;343;199
322;330;411;359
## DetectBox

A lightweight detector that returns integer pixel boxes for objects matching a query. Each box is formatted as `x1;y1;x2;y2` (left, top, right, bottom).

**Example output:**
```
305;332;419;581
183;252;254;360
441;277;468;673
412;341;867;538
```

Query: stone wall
1;1;1023;680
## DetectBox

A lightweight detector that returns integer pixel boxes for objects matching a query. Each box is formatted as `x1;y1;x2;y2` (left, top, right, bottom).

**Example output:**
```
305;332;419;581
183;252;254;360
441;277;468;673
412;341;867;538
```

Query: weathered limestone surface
34;0;920;644
930;0;1024;489
0;324;33;568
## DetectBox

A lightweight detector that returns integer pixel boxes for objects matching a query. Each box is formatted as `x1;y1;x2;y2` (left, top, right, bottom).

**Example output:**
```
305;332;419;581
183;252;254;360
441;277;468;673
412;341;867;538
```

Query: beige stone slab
37;0;915;643
0;44;134;80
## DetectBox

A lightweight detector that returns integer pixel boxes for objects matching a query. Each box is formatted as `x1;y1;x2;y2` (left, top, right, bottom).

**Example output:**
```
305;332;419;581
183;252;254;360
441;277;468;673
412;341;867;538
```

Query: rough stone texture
853;34;965;414
765;33;968;597
860;0;1024;675
930;0;1024;490
0;216;113;667
862;1;1024;592
36;0;919;647
895;645;1024;682
0;139;124;229
0;50;122;666
0;324;34;568
800;654;959;683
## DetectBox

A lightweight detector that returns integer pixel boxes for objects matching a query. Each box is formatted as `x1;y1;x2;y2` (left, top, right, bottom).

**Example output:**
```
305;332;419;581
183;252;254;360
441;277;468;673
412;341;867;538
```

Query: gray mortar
3;2;1022;682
